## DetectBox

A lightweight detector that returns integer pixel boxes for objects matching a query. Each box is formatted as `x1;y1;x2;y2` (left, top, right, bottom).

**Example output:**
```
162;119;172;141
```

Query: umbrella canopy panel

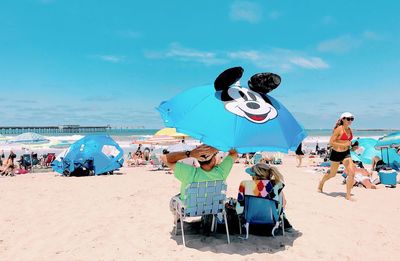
155;128;188;138
375;131;400;149
158;84;307;153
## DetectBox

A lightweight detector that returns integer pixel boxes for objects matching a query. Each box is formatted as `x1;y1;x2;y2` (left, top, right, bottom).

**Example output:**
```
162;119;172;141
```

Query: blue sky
0;0;399;129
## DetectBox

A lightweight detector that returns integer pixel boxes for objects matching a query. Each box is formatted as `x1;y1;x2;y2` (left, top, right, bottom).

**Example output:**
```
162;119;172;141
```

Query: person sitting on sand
0;151;16;176
161;144;238;209
371;156;387;172
343;161;377;189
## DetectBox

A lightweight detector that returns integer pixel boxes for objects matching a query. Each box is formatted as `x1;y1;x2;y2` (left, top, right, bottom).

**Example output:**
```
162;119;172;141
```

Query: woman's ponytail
333;118;343;131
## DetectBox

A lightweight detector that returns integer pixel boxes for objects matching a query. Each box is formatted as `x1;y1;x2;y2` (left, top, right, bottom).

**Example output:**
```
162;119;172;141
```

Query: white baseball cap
340;112;354;119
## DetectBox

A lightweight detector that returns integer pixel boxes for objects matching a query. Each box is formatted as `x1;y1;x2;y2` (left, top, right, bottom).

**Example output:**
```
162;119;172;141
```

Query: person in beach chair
371;156;388;172
162;144;238;233
0;152;16;176
18;153;40;170
342;161;377;189
236;163;291;238
41;153;56;167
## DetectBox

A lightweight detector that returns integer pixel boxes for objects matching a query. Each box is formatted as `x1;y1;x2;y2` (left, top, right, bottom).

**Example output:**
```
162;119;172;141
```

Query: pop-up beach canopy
52;135;124;176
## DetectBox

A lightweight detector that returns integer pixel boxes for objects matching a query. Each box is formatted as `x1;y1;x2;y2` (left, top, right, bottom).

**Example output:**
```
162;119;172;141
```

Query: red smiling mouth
249;115;266;121
238;107;270;122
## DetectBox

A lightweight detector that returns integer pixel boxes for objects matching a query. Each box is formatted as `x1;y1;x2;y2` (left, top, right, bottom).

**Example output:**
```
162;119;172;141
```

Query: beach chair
173;180;230;247
149;155;164;170
44;153;56;167
272;152;283;165
252;153;263;165
238;195;284;239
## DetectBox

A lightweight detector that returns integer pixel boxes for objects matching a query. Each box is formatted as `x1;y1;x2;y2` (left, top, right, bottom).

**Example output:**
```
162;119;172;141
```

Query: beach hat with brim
340;112;354;119
245;163;271;176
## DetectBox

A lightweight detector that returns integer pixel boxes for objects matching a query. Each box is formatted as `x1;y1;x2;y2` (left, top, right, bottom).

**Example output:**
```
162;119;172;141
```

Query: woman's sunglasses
344;117;354;121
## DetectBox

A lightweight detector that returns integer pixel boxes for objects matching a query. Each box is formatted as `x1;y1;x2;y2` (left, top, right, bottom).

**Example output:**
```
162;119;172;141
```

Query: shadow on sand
169;220;302;254
323;192;349;198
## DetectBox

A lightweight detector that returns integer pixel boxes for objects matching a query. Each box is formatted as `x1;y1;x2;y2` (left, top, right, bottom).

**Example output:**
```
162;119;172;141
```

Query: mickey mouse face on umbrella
214;67;281;124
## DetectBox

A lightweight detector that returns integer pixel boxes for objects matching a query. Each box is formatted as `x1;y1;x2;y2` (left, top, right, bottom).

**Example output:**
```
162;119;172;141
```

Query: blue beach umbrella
9;132;49;144
374;132;400;167
52;135;124;176
350;151;362;162
375;131;400;149
157;67;307;153
353;138;381;164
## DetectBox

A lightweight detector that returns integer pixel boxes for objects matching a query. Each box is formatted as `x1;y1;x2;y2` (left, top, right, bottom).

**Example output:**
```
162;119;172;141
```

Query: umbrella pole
29;145;34;173
386;148;390;165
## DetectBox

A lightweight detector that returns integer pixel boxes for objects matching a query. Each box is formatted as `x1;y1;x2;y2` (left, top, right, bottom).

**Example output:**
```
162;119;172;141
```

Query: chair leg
271;221;279;237
180;212;185;247
211;215;215;232
223;211;230;244
174;213;178;236
245;223;249;239
238;217;242;235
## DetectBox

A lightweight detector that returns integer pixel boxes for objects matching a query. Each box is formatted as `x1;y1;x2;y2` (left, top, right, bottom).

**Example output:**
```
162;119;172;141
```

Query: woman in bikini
318;112;356;200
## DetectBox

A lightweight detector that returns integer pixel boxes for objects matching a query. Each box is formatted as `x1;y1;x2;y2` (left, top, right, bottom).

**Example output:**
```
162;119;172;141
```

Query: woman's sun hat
340;112;354;119
245;163;271;176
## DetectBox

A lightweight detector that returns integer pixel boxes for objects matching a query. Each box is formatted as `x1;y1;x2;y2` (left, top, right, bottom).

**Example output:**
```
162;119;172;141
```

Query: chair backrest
46;153;56;163
244;196;279;225
183;180;227;217
150;155;161;165
253;153;263;164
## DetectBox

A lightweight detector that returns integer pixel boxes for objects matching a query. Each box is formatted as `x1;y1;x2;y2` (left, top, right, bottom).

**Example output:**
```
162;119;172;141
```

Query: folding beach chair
252;152;263;165
173;180;230;247
238;195;284;239
44;153;56;167
272;152;283;165
149;154;164;170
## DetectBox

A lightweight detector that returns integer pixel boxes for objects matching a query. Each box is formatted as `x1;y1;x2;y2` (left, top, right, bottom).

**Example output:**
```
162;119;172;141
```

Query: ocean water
3;128;398;140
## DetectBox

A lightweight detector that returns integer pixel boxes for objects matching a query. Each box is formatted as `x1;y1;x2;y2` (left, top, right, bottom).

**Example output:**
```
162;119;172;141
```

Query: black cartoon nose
246;102;260;109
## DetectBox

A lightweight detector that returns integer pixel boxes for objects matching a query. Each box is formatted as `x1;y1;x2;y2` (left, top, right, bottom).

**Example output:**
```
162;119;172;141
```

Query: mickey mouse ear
214;67;244;91
248;72;281;94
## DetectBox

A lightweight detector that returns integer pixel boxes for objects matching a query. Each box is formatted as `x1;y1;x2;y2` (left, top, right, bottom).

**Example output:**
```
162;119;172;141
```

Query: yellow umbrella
154;128;188;138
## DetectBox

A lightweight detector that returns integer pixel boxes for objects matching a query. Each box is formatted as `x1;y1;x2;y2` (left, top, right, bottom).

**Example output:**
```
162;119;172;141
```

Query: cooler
378;170;398;186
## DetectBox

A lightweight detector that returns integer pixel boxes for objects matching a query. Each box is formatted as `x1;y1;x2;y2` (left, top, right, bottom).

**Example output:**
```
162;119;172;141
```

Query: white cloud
230;1;262;23
289;57;329;69
145;43;228;65
93;55;125;63
317;35;362;53
317;31;382;54
146;44;329;71
362;30;381;40
228;49;329;71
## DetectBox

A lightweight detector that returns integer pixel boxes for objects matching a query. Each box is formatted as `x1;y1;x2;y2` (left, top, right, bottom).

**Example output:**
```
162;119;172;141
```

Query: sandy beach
1;155;399;261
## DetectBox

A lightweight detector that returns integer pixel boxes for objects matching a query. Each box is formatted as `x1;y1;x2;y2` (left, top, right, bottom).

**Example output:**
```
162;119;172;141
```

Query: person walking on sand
295;142;304;167
318;112;356;201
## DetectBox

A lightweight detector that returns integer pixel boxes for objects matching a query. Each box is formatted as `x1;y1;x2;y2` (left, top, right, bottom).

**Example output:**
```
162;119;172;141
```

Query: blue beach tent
52;135;124;176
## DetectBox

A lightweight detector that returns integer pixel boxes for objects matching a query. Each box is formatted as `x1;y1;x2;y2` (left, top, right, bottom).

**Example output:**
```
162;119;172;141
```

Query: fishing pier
0;125;112;135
